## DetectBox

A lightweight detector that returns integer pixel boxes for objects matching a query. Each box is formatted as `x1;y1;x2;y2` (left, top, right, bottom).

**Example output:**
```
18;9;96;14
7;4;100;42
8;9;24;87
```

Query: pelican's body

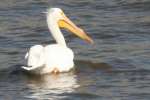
22;8;93;74
44;44;74;72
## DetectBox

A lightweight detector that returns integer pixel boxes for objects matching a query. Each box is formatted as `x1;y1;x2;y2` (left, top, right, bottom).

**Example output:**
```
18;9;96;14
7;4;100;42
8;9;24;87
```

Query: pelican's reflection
25;73;79;99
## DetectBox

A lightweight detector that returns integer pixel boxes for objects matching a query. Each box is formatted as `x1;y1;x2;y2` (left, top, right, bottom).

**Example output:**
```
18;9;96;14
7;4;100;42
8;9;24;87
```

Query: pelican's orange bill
58;12;93;44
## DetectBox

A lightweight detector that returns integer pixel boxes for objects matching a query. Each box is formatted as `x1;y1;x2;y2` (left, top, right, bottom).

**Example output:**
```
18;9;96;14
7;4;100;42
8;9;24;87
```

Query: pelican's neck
47;16;67;47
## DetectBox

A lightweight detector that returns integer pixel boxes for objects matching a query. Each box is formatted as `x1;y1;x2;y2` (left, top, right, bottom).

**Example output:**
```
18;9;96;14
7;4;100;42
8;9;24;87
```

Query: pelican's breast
43;44;74;73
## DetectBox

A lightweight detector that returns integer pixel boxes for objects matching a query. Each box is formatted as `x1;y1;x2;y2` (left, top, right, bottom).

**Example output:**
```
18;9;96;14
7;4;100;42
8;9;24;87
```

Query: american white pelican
22;8;93;74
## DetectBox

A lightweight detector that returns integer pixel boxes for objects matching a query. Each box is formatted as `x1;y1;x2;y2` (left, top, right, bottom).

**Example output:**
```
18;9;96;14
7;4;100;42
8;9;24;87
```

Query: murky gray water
0;0;150;100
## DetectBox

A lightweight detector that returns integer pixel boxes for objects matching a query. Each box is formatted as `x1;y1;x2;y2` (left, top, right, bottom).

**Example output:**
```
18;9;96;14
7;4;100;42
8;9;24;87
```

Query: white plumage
22;8;93;74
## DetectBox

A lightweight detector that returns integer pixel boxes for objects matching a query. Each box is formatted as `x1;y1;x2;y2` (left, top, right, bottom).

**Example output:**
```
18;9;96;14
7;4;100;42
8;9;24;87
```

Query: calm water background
0;0;150;100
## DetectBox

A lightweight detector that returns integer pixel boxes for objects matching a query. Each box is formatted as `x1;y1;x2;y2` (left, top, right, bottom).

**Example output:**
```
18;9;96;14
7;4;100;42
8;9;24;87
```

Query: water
0;0;150;99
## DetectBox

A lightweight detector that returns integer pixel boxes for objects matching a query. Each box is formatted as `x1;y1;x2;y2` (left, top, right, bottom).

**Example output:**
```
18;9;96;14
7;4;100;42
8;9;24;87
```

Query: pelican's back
26;45;45;68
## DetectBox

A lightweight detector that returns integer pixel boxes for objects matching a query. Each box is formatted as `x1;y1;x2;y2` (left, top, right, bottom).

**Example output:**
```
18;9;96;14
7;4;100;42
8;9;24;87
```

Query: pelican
22;8;93;74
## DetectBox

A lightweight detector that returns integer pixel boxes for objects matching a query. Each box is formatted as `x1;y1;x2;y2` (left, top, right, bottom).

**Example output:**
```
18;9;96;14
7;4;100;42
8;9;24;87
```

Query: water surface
0;0;150;100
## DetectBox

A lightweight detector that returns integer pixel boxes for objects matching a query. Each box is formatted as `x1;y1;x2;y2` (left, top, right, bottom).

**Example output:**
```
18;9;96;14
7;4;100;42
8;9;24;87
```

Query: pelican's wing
22;66;37;71
21;65;44;73
25;52;28;59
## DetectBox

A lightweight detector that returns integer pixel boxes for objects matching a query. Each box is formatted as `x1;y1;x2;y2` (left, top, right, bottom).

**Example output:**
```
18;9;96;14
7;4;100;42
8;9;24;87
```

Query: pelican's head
46;8;93;44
